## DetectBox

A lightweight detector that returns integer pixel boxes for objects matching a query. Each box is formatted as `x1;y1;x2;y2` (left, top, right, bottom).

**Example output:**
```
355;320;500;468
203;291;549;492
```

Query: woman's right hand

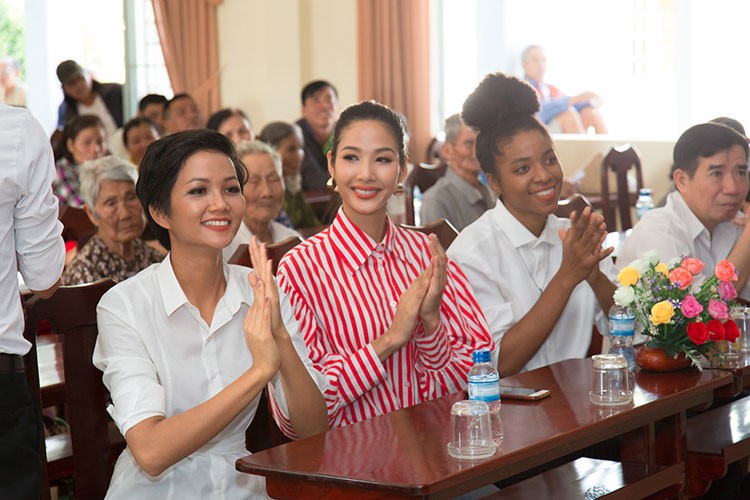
557;207;610;287
244;277;281;376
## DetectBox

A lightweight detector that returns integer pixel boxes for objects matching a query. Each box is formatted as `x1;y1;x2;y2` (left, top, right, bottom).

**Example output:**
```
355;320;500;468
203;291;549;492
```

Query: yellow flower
617;266;640;286
655;262;669;277
650;300;674;325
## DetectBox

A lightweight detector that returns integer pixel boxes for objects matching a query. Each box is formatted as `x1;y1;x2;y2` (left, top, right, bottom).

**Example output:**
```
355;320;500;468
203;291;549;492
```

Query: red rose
724;320;740;343
687;322;709;345
707;319;725;341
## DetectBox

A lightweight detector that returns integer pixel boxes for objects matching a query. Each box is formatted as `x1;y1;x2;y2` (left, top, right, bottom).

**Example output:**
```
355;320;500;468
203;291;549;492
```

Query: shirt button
390;301;397;308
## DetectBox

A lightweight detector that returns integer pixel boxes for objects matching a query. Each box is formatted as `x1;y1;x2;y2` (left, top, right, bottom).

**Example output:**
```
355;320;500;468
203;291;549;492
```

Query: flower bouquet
614;251;740;368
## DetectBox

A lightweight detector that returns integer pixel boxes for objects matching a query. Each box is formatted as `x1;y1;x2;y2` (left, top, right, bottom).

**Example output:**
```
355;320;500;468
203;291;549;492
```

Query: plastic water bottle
635;188;654;220
467;349;503;446
608;304;636;372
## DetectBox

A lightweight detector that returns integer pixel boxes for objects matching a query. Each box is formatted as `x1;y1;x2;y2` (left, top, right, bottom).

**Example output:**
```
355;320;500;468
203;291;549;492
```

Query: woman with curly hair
448;73;616;376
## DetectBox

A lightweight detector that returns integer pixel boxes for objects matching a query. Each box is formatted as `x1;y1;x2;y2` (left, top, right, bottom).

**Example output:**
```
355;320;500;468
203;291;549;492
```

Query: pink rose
681;257;705;276
707;299;729;320
668;267;693;290
680;295;704;318
718;282;738;301
715;260;738;282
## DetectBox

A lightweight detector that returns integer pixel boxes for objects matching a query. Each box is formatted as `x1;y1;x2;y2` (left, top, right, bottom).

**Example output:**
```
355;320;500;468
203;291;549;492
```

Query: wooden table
236;358;732;499
700;351;750;398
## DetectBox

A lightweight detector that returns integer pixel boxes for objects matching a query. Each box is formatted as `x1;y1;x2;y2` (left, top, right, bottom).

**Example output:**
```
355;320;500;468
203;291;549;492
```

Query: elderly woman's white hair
79;156;139;217
235;140;283;178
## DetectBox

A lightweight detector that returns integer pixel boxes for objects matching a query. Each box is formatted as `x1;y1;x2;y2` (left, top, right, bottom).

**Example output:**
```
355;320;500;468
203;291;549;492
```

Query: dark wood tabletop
236;358;732;499
700;351;750;398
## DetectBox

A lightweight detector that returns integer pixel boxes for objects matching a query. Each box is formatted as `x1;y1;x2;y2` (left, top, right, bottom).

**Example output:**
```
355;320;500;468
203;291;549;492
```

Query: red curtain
152;0;222;119
357;0;431;165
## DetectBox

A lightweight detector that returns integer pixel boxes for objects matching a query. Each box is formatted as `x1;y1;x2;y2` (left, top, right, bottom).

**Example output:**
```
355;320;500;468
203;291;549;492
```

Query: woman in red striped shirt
277;101;493;428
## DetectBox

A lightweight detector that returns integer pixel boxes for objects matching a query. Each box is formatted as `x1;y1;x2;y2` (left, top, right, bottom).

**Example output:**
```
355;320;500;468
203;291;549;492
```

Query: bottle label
468;380;500;402
609;316;635;336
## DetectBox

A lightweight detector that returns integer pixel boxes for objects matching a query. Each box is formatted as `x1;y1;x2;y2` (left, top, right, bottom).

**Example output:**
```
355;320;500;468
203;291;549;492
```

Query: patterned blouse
53;157;84;207
62;234;164;285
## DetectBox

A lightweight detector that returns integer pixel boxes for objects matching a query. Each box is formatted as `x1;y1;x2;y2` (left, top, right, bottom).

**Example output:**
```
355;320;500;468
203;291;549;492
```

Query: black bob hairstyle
136;129;248;251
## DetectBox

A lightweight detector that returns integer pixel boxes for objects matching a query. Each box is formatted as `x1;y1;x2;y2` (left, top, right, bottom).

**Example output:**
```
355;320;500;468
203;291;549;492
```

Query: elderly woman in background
258;121;321;229
123;117;159;166
207;107;254;145
62;156;164;285
53;114;108;207
223;140;302;260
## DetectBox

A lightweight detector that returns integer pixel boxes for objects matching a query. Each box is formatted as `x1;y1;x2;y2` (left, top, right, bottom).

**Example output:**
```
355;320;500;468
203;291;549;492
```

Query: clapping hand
557;207;613;286
247;237;287;340
243;276;280;376
417;234;446;334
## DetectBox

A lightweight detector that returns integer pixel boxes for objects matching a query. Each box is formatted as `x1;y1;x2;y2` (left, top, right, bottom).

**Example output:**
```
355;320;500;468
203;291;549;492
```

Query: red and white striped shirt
277;211;493;428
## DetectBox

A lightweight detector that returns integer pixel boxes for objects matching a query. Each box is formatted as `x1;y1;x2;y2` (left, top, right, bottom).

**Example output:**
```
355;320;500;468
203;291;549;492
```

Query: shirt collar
157;254;251;317
490;200;560;249
328;209;406;275
667;191;710;241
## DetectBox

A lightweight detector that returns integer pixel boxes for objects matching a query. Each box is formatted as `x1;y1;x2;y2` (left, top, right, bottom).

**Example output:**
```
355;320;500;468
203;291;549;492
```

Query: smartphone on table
499;386;551;401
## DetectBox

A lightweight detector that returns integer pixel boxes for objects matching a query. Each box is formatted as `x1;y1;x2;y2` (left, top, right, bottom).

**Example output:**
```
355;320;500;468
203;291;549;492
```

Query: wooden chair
227;236;303;274
403;162;449;225
555;193;592;219
23;279;123;500
600;145;644;231
400;219;459;250
59;204;97;249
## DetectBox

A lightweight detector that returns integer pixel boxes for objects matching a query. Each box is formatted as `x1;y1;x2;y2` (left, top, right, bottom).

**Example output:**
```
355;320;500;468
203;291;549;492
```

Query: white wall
217;0;357;130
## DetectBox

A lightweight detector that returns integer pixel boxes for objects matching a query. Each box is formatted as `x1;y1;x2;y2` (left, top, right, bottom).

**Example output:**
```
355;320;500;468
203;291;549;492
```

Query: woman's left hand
418;235;447;334
248;237;287;340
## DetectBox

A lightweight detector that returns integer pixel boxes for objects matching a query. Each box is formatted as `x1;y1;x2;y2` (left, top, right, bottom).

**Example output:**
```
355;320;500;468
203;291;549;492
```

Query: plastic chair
23;279;122;500
600;145;644;231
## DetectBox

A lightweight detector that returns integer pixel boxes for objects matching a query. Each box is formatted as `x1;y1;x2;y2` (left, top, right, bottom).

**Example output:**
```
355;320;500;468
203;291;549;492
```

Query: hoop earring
326;176;338;192
394;182;404;195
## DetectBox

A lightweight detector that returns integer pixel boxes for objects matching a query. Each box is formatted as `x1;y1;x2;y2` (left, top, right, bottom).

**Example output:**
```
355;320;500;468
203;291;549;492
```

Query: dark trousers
0;373;42;500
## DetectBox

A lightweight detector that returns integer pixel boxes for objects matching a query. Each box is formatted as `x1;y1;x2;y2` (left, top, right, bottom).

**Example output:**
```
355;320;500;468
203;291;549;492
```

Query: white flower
642;250;660;265
613;286;635;306
629;259;648;275
667;257;682;268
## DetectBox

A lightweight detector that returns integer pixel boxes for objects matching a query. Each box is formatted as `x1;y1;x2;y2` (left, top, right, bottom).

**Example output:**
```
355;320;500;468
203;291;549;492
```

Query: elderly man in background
420;113;496;231
0;105;65;499
62;156;164;285
618;122;750;297
0;57;26;107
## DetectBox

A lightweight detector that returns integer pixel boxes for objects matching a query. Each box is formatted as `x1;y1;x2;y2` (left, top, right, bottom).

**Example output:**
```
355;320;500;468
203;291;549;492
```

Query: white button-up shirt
0;105;64;355
93;256;325;499
448;201;614;372
618;191;750;298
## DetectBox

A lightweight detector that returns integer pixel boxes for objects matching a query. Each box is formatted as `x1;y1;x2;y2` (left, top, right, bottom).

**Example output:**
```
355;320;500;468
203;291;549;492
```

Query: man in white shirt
618;122;750;297
420;114;496;231
0;105;66;499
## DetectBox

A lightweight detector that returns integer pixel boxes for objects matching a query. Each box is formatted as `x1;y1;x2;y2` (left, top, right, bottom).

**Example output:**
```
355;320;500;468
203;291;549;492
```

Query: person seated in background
122;117;159;167
276;100;493;428
258;121;321;230
61;156;163;285
0;57;26;107
448;73;616;376
521;45;607;135
618;122;750;296
297;80;340;191
223;140;302;260
162;93;202;135
420;113;496;231
55;59;123;148
207;107;255;145
93;129;327;498
53;114;107;207
137;93;168;134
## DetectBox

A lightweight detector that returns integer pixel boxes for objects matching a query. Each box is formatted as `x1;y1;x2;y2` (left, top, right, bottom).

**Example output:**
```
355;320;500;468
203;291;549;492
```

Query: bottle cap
472;349;491;363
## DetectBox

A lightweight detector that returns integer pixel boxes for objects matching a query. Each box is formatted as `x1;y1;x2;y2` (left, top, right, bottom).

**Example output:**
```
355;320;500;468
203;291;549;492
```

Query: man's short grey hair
444;113;466;145
79;156;138;217
235;140;282;178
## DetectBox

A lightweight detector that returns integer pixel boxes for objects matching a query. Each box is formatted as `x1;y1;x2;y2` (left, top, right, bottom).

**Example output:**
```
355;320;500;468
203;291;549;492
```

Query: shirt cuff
412;320;452;369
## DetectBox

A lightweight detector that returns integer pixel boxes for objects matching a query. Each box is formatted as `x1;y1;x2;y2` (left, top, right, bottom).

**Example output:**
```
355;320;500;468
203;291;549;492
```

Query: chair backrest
403;162;449;225
59;204;97;249
227;236;304;275
23;279;117;500
600;145;644;231
400;219;459;250
555;193;592;219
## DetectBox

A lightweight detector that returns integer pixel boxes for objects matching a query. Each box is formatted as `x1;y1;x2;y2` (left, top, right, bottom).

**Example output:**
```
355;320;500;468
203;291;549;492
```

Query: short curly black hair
136;129;247;251
462;72;549;179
